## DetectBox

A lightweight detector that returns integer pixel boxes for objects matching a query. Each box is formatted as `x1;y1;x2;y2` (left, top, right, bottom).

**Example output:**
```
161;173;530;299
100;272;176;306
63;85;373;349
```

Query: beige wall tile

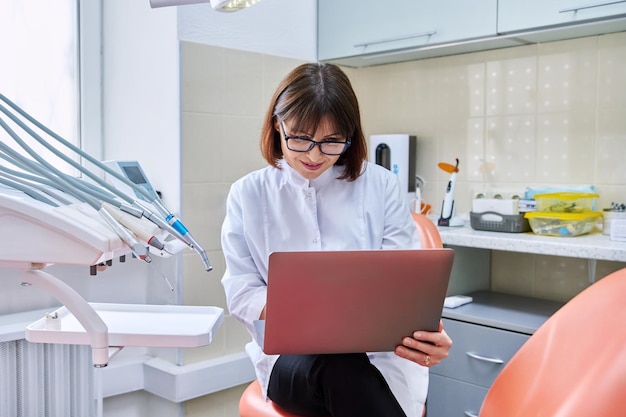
222;48;265;116
485;115;536;183
490;251;535;296
535;111;596;184
223;315;253;354
533;256;591;302
436;117;484;183
181;182;230;251
485;44;538;116
182;112;223;183
435;53;486;119
221;115;266;182
182;250;226;308
597;32;626;109
596;108;626;187
181;42;224;114
537;37;597;113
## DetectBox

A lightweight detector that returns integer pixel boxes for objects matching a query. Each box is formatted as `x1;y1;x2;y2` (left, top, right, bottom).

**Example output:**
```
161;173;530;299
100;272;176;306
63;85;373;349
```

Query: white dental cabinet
428;225;626;416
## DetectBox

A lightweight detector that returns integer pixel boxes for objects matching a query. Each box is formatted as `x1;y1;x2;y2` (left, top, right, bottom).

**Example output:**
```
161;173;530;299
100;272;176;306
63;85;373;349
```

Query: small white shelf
438;226;626;262
26;303;224;348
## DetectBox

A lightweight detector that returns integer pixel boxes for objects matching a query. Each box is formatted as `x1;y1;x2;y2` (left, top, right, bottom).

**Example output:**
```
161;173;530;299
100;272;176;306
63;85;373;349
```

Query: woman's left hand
394;321;453;368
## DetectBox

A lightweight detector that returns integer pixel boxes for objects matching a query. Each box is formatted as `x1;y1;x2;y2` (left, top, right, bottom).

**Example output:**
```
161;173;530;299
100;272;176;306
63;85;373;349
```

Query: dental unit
0;94;212;271
0;93;222;369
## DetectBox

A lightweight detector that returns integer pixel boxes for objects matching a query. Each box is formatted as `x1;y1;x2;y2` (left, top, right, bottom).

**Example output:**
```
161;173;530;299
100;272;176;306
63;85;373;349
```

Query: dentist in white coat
221;62;452;417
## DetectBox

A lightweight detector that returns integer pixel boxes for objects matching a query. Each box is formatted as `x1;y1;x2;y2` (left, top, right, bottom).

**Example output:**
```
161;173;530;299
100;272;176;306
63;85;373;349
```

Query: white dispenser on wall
369;134;417;193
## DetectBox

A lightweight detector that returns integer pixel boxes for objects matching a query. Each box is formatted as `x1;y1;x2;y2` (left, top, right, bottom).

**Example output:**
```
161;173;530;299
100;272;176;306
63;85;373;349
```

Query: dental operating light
149;0;261;12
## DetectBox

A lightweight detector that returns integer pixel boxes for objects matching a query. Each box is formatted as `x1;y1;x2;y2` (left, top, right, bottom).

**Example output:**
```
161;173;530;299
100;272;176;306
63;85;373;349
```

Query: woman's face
278;116;345;180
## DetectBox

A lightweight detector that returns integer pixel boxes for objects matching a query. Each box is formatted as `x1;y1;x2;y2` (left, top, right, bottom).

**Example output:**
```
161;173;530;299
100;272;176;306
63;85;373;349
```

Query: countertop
437;224;626;262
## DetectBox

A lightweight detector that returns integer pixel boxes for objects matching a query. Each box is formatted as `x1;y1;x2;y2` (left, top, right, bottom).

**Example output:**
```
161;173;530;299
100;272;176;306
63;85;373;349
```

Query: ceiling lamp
149;0;261;12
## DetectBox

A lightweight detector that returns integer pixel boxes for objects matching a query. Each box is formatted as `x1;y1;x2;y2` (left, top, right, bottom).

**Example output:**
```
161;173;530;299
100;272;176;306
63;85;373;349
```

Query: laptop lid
261;248;454;355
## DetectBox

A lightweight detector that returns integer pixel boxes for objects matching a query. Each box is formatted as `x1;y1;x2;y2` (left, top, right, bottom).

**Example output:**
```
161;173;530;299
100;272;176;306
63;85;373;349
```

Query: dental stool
239;379;329;417
239;214;441;417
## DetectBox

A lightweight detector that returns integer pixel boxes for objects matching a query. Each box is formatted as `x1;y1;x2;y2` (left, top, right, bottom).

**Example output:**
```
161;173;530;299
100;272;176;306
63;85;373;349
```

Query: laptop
260;248;454;355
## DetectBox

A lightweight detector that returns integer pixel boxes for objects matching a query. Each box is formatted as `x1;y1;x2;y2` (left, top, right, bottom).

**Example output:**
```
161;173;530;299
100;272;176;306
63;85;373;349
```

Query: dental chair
411;212;443;249
479;266;626;417
239;213;440;417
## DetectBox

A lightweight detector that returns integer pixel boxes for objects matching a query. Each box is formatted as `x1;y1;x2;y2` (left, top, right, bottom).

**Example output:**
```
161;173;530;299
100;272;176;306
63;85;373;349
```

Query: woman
221;63;452;417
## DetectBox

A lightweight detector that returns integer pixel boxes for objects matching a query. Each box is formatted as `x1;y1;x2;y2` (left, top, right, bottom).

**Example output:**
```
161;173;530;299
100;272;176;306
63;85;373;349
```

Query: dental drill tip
147;236;165;251
200;253;212;271
131;243;151;263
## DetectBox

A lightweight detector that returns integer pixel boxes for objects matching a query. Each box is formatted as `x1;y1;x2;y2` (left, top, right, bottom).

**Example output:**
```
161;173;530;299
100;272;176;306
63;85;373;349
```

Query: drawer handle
354;31;437;48
464;412;479;417
466;351;504;364
559;0;626;13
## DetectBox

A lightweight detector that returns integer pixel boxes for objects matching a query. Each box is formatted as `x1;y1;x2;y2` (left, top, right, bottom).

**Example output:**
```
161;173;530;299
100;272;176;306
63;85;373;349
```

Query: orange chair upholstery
479;267;626;417
411;213;443;249
239;379;327;417
239;213;442;417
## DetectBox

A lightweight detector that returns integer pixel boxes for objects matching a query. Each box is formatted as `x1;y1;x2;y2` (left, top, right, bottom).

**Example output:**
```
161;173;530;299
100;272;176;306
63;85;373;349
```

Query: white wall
101;3;183;417
179;0;317;62
102;0;181;212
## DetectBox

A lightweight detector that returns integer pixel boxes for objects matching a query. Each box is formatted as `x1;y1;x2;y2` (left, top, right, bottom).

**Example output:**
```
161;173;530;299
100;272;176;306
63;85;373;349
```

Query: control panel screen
122;165;148;185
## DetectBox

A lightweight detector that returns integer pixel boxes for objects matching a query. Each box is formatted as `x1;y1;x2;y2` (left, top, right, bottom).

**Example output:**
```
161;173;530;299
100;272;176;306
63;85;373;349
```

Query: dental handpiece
103;203;165;251
98;208;151;263
150;199;212;271
165;214;213;271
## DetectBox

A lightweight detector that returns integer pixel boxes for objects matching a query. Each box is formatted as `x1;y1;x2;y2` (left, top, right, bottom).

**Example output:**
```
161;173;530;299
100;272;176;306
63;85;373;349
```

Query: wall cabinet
498;0;626;33
318;0;499;66
318;0;626;67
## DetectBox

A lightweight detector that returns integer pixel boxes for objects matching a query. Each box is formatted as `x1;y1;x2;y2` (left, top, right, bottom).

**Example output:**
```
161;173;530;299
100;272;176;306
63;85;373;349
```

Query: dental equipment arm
21;268;110;367
0;165;75;205
0;127;151;262
0;172;59;206
0;94;212;271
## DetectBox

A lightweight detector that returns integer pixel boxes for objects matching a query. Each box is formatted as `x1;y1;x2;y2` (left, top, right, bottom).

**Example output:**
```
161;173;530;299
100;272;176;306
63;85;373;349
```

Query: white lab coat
221;159;428;416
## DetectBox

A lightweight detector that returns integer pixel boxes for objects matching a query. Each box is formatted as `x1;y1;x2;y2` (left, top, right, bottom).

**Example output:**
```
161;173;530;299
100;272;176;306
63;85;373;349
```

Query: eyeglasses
280;122;351;156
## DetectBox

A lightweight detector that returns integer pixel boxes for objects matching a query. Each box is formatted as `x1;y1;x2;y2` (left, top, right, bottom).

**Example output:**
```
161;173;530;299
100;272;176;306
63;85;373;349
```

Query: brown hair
259;63;367;181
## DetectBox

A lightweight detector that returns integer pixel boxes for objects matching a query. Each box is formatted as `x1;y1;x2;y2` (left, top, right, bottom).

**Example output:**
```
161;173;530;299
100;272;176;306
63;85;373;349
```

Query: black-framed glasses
280;122;351;156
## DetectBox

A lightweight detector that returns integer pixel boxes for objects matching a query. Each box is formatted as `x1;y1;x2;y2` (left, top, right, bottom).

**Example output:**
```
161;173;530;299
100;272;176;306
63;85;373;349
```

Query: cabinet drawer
433;318;529;387
427;373;486;417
